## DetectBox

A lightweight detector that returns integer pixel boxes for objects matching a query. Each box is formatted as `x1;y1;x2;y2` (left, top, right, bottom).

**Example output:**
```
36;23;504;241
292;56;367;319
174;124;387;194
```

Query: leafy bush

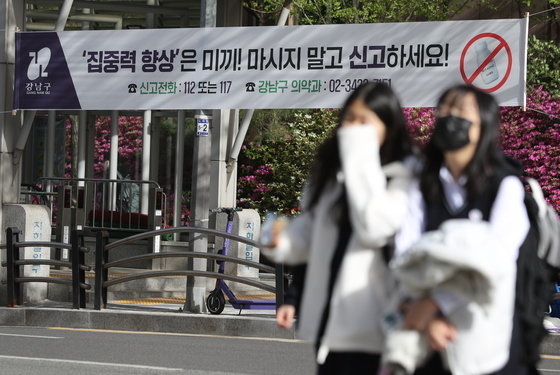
527;36;560;98
237;109;337;214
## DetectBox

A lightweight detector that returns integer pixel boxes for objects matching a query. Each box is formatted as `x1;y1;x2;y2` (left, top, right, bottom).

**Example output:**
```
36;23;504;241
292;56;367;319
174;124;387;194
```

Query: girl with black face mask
390;85;530;375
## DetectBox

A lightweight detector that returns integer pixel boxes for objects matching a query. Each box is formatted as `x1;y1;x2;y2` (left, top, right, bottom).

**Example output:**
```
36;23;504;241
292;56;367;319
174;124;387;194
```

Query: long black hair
307;82;412;210
420;84;508;203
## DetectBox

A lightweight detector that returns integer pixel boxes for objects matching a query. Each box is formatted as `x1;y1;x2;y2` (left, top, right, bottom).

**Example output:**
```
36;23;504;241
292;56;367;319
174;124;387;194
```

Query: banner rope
525;107;560;119
529;6;560;17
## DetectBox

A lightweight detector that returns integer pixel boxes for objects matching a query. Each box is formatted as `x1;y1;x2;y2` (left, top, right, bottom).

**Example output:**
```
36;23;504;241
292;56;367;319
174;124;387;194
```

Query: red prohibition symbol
459;33;513;93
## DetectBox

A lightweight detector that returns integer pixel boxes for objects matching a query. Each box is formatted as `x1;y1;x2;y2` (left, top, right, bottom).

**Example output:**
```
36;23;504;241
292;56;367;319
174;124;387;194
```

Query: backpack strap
525;178;547;220
524;177;560;269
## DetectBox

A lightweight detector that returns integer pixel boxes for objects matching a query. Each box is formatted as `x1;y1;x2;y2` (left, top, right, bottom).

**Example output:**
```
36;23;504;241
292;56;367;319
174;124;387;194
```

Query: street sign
196;116;210;137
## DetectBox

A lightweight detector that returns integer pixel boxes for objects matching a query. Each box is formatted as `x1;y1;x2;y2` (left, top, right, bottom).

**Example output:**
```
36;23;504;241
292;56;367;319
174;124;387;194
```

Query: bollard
78;232;86;309
275;263;285;309
94;231;104;310
71;230;80;309
6;227;18;307
102;236;109;308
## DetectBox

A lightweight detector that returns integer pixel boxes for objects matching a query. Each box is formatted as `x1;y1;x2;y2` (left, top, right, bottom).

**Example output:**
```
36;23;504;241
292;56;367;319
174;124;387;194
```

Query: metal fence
31;178;165;243
1;227;91;309
1;226;287;313
94;226;286;310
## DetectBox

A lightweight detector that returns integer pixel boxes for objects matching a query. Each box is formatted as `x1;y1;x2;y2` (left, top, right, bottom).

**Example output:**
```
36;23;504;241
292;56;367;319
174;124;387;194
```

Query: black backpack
515;178;560;367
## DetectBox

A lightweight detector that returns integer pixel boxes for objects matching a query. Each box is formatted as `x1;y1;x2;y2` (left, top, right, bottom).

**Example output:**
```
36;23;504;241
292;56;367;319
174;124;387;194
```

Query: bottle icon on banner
475;41;499;84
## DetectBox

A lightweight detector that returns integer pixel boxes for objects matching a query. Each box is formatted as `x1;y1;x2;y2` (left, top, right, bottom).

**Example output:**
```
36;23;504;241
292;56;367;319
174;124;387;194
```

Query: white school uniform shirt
395;166;530;375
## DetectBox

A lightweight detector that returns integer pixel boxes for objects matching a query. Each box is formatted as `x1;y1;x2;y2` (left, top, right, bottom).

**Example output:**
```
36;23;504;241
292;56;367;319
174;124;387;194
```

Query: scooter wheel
206;290;226;315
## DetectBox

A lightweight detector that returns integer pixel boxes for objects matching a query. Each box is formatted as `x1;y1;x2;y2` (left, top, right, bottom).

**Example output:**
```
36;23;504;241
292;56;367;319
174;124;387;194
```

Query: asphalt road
541;355;560;374
0;326;316;375
1;326;559;374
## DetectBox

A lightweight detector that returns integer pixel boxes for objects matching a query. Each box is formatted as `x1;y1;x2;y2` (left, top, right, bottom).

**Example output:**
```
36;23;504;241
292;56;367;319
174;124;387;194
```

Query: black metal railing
1;225;286;312
1;227;91;309
94;227;286;310
35;177;165;235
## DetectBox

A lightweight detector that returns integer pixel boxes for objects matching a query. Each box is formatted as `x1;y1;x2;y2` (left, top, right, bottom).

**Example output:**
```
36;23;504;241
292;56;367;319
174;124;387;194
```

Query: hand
426;317;457;351
402;297;439;332
276;304;296;329
265;218;287;248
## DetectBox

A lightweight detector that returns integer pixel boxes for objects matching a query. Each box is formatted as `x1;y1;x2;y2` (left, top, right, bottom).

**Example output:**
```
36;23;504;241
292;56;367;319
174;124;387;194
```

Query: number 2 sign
196;116;210;137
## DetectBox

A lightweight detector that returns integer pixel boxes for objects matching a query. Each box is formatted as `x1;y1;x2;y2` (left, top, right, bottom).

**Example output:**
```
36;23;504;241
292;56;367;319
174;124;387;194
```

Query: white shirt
396;166;530;314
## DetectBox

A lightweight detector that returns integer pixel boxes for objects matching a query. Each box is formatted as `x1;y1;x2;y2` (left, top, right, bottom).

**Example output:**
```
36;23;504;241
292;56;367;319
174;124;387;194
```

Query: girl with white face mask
263;82;415;374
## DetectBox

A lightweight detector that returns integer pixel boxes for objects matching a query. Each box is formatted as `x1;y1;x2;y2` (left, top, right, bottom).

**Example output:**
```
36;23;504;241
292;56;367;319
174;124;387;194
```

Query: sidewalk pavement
0;299;296;340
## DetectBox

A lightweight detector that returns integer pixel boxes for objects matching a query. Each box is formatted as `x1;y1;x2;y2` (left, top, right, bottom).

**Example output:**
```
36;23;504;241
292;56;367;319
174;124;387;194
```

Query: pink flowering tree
238;86;560;214
402;88;560;212
64;115;144;179
500;86;560;211
62;93;558;219
92;116;144;178
237;109;337;215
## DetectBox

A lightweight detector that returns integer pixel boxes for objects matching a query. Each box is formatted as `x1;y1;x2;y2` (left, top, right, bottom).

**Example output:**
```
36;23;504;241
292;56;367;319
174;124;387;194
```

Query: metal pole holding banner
226;1;292;172
109;110;118;211
141;110;151;215
77;111;86;186
46;109;55;189
522;12;529;112
183;0;216;314
184;110;213;313
173;110;185;233
227;109;253;172
277;0;292;25
55;0;74;31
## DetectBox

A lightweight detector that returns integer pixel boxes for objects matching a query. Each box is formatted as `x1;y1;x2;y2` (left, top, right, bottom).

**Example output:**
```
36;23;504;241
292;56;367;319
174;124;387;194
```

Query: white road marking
539;370;560;373
0;333;63;339
0;355;184;372
48;327;302;343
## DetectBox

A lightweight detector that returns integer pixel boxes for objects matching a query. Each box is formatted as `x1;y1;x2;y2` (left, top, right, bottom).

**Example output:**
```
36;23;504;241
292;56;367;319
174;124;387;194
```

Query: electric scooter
206;207;277;314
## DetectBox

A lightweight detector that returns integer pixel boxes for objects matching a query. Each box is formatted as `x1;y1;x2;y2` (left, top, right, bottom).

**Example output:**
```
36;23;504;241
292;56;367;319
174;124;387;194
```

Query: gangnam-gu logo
25;47;52;95
27;47;51;80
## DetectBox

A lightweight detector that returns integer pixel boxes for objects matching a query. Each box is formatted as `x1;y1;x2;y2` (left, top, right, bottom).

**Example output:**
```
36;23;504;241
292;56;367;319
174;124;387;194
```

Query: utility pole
183;0;217;313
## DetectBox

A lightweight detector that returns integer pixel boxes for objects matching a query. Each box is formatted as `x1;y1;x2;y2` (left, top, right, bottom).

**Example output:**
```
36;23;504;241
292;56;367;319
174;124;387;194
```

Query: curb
0;307;296;340
541;334;560;355
2;306;558;353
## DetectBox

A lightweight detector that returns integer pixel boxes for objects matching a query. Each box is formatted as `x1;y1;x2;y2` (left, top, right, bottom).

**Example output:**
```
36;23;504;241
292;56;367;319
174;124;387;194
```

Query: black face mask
432;115;473;151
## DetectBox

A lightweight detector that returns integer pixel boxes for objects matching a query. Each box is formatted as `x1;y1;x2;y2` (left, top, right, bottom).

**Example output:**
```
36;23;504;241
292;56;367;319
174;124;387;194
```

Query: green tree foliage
237;109;338;214
291;0;477;24
527;35;560;98
244;0;486;25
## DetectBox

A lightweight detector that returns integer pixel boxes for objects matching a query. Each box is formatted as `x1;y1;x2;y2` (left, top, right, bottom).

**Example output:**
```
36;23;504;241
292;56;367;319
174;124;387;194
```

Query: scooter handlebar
209;207;243;214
